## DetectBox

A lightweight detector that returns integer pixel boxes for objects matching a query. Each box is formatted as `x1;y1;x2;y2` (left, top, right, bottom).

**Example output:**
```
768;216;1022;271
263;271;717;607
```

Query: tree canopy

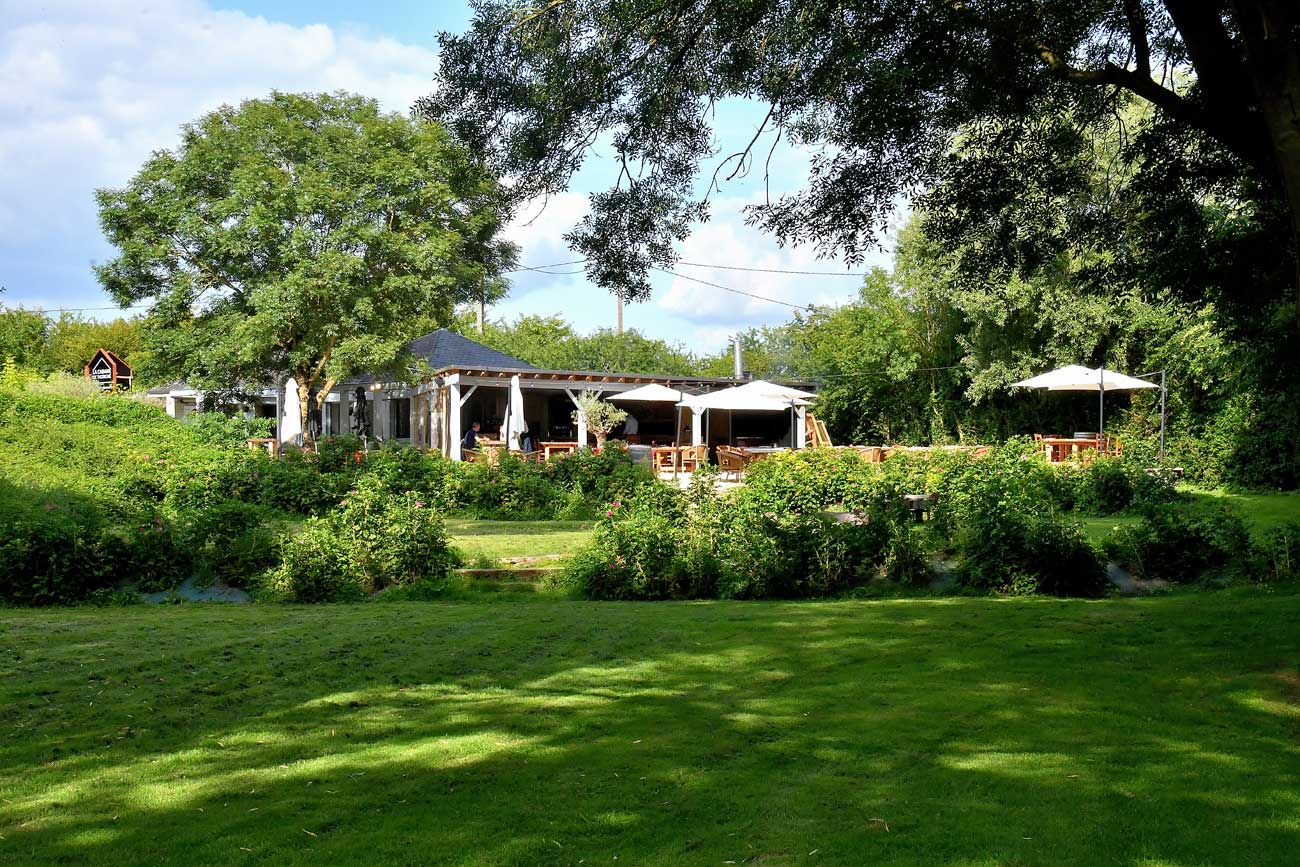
424;1;1300;319
97;91;516;438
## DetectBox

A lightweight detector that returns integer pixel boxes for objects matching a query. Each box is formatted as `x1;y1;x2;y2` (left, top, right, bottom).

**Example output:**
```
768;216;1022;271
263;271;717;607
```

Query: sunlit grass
3;591;1300;864
446;518;594;563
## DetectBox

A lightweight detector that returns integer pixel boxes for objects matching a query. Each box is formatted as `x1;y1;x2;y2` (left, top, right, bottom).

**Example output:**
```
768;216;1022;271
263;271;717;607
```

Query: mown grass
1080;487;1300;546
3;590;1300;865
446;519;595;563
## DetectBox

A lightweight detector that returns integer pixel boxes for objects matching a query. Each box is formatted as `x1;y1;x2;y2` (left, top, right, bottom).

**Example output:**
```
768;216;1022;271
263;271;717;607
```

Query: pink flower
414;500;425;508
605;510;614;517
43;501;55;511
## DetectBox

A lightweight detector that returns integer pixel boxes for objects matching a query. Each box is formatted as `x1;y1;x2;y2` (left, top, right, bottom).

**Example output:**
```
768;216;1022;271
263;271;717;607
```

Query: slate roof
405;328;535;371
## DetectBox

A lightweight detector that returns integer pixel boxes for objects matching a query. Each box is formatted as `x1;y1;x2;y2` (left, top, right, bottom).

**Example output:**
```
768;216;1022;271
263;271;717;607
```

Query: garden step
456;567;563;582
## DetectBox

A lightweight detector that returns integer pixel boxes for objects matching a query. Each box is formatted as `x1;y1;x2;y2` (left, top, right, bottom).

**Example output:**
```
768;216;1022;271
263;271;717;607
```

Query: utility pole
476;273;485;335
733;334;743;379
616;290;624;335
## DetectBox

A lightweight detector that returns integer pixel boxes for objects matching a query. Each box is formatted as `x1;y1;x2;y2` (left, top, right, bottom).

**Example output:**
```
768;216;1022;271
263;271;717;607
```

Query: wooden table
541;441;578;461
1039;437;1103;463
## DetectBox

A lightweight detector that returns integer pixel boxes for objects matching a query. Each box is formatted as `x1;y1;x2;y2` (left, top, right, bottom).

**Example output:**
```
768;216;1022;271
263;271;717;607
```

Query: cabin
148;329;814;459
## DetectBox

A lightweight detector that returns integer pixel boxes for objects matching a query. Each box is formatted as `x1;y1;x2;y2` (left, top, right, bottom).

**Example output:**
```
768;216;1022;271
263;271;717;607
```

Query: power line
650;266;812;311
504;259;588;274
677;260;869;277
506;257;871;278
5;304;150;315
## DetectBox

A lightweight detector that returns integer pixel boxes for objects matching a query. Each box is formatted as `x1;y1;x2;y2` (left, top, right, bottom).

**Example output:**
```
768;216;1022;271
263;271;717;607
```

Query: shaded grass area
446;518;594;563
1080;487;1300;546
3;592;1300;865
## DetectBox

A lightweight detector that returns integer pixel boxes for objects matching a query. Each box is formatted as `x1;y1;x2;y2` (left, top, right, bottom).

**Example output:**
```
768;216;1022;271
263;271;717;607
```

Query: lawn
3;591;1300;865
446;519;594;563
1079;487;1300;545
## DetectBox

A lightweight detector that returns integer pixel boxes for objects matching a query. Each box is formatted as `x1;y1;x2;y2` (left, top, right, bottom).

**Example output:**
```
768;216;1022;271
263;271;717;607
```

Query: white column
449;382;463;461
165;395;177;418
691;407;704;446
576;412;588;448
796;406;807;449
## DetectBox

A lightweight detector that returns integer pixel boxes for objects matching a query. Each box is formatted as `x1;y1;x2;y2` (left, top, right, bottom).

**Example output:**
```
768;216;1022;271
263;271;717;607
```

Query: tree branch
1122;0;1152;79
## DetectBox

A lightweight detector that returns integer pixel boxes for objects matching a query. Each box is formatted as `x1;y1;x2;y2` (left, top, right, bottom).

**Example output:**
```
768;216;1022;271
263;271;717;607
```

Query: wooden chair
462;448;488;464
651;446;678;475
678;444;708;473
717;446;753;481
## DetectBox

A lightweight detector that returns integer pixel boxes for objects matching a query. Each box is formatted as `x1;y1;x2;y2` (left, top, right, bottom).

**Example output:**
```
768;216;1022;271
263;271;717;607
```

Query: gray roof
406;328;534;371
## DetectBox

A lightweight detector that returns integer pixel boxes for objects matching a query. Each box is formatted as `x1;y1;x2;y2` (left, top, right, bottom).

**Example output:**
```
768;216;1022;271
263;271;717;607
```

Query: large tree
423;1;1300;318
97;91;515;441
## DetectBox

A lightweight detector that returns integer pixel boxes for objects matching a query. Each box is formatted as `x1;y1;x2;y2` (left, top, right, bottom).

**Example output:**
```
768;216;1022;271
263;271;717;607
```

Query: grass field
3;590;1300;865
1079;487;1300;545
446;519;595;563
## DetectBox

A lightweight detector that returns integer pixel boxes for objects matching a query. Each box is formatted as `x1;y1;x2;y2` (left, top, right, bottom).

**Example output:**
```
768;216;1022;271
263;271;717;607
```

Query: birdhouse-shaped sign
84;348;133;392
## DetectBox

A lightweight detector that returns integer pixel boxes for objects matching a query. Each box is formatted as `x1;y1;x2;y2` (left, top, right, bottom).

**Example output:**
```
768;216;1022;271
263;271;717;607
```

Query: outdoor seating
540;441;578;461
716;445;750;481
678;444;708;473
650;445;679;475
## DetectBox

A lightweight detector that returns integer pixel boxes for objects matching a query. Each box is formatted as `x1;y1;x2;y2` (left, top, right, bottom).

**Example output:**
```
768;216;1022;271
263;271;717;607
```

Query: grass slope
3;591;1300;865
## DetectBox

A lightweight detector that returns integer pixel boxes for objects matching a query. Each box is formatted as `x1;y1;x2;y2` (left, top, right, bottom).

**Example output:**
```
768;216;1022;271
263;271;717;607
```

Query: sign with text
83;348;133;392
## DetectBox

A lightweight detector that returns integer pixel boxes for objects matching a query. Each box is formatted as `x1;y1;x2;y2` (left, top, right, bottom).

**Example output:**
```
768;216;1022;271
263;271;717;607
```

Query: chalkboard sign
83;348;133;392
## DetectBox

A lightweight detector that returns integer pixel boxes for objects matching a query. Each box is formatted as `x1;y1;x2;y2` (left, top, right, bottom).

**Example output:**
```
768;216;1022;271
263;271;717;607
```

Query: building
149;328;812;459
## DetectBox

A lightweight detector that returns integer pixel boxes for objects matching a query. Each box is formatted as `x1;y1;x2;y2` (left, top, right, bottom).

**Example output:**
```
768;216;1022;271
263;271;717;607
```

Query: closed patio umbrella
504;374;529;451
1011;365;1159;439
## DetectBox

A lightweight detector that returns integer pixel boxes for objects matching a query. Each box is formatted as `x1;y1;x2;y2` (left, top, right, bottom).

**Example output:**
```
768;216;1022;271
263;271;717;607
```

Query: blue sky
0;0;889;353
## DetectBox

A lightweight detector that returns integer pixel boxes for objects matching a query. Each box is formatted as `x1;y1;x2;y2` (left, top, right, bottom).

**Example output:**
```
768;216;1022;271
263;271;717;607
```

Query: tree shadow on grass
1;594;1299;865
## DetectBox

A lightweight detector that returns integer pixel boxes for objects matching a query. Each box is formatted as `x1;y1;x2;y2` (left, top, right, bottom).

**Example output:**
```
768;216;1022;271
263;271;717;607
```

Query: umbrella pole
1098;368;1105;441
1159;369;1166;464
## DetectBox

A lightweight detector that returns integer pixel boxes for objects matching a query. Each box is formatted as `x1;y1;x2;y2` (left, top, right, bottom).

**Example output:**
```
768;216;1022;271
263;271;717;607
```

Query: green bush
185;412;274;447
183;501;284;587
563;479;886;600
931;442;1107;597
742;448;875;513
1103;501;1251;583
1251;521;1300;583
267;519;366;602
265;478;460;601
1055;455;1177;516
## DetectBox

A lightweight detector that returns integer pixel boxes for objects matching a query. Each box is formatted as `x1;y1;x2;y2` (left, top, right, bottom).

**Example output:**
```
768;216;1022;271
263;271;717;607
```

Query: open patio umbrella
1011;365;1158;439
611;383;692;446
680;380;813;448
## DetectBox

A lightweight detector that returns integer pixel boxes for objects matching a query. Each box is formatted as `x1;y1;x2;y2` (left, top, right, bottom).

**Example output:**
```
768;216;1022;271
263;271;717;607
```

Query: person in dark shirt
462;421;481;451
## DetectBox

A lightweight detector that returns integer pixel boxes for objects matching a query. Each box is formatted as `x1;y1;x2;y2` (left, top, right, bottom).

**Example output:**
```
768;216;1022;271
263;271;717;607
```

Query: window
390;398;411;440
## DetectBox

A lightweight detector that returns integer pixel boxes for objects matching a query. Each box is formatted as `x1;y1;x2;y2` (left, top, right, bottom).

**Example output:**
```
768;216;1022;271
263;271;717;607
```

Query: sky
0;0;893;354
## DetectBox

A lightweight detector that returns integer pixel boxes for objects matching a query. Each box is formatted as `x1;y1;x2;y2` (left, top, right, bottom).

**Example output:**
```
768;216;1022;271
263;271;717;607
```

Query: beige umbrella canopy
1011;365;1159;438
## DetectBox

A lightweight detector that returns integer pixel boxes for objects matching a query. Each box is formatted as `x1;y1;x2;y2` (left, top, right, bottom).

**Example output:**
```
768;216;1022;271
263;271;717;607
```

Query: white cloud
0;0;439;303
655;196;884;330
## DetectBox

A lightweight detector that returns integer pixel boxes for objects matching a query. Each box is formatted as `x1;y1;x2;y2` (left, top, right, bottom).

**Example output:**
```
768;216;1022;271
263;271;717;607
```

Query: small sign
83;348;133;392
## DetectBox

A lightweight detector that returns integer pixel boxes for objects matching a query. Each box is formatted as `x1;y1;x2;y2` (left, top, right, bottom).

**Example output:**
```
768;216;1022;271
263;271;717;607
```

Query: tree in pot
572;390;628;449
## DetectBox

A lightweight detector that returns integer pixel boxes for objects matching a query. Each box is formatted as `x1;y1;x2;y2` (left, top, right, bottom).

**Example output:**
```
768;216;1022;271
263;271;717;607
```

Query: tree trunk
1231;0;1300;329
297;378;314;448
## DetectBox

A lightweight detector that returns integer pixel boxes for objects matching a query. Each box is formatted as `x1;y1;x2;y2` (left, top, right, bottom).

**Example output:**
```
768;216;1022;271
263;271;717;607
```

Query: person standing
462;420;481;451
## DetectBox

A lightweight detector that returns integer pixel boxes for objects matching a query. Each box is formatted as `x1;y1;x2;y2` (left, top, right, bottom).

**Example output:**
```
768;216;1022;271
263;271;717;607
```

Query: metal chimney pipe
733;335;743;379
